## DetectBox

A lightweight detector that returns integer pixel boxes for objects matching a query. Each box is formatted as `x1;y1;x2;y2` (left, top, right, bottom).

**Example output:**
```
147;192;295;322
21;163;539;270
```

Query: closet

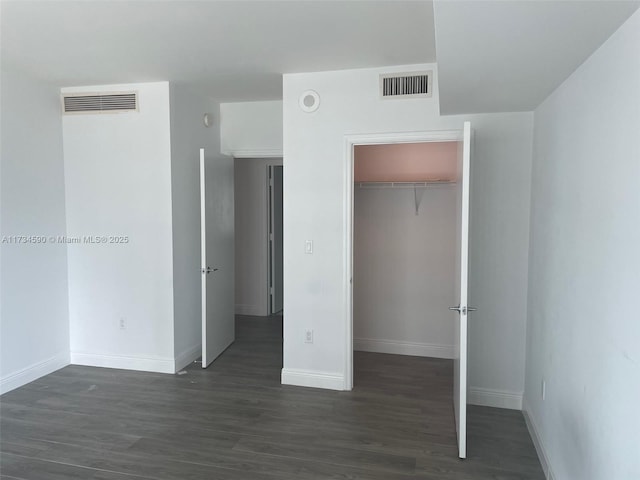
353;141;459;361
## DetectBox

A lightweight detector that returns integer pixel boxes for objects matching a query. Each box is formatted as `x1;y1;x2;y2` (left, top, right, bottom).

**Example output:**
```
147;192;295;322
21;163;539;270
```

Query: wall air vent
380;72;432;99
62;92;138;114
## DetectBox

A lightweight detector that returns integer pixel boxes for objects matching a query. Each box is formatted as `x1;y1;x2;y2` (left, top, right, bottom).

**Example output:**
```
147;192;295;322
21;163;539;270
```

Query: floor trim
523;400;556;480
354;338;454;359
281;368;345;391
70;352;174;374
0;352;70;395
174;344;201;372
468;386;523;410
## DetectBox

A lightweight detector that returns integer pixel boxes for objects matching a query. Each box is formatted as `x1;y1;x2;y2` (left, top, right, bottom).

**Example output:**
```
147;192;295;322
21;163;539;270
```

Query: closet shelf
355;180;455;189
355;180;455;216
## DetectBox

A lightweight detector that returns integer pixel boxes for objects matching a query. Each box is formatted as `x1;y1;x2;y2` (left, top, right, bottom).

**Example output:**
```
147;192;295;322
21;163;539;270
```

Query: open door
269;166;284;314
200;148;235;368
450;122;473;459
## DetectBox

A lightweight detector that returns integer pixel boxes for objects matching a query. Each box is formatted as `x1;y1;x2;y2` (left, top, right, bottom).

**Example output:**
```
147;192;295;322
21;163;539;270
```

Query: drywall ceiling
434;0;640;114
0;1;436;102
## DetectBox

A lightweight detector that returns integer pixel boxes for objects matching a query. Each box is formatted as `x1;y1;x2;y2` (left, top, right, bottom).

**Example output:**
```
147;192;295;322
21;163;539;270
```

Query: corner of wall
281;368;346;391
0;352;70;395
522;400;555;480
1;61;71;394
173;344;201;373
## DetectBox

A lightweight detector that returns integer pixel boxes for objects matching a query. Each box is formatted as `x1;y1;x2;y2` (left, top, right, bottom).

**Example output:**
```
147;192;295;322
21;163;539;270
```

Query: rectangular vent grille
380;72;432;98
62;92;138;114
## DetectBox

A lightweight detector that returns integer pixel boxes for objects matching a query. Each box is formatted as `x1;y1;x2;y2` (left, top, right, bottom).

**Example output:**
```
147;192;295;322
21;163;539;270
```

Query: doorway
343;124;472;458
353;142;457;361
233;158;283;317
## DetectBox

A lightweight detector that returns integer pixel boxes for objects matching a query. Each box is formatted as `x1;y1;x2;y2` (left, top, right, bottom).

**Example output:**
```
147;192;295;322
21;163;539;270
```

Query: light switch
305;240;313;254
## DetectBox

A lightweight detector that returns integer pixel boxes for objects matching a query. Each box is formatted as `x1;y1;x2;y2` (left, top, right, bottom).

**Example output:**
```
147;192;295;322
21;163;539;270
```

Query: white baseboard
468;386;523;410
281;368;345;391
523;400;555;480
174;344;201;372
70;352;175;374
0;352;70;395
235;304;266;317
354;338;454;359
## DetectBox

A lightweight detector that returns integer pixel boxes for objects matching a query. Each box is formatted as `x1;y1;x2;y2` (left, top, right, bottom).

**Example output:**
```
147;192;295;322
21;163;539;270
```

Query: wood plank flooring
0;315;544;479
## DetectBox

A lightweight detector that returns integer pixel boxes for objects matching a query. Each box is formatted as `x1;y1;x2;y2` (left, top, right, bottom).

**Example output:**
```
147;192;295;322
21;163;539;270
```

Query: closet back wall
353;144;457;359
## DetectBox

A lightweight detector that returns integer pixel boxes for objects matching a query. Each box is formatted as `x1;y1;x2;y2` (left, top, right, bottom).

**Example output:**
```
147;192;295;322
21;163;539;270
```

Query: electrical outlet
119;317;126;330
541;380;546;401
305;329;313;344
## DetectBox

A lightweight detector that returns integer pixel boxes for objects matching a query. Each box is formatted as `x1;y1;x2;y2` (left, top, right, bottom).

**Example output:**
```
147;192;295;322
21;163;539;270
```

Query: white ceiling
0;1;436;102
434;0;640;114
3;0;637;110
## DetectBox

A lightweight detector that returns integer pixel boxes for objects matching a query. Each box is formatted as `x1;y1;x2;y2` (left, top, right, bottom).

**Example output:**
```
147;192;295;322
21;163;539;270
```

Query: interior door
200;148;235;368
269;166;284;314
451;121;472;459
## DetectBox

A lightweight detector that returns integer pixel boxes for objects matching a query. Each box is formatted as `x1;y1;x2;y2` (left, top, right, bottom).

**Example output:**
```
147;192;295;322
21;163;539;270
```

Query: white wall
353;185;456;358
524;10;640;480
62;82;176;373
169;84;220;370
220;101;283;157
0;62;71;394
467;112;533;409
282;64;533;407
234;157;282;316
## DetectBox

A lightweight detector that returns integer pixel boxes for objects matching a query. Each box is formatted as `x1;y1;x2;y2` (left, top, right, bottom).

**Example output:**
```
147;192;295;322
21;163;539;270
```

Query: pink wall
354;142;457;182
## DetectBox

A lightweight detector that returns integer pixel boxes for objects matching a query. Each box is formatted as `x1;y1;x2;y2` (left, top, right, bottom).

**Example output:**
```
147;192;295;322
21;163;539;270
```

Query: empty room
1;1;639;480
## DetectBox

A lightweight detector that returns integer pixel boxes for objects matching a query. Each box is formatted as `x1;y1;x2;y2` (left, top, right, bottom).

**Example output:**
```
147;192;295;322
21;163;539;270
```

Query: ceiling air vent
62;92;138;114
380;71;432;99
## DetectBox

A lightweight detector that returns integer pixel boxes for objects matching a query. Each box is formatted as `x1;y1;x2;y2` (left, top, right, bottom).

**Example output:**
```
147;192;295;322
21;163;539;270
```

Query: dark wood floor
0;315;544;480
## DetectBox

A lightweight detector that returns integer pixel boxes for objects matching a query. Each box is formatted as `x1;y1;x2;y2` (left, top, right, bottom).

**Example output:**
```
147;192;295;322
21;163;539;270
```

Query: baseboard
354;338;454;359
281;368;345;391
235;304;266;317
523;400;556;480
174;344;201;372
468;386;523;410
0;352;70;395
70;352;175;374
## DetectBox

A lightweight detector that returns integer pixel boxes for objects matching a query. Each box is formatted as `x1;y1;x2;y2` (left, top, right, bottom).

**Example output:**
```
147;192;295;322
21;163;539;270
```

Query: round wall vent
299;90;320;113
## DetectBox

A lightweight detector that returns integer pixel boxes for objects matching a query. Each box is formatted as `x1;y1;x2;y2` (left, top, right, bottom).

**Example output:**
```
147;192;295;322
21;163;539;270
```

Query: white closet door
451;121;473;459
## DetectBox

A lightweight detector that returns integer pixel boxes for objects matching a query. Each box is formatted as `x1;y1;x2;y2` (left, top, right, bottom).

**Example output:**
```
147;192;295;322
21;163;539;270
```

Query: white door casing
269;166;284;314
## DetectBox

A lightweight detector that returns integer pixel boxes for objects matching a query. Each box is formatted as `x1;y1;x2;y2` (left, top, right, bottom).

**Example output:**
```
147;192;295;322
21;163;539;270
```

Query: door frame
267;165;284;315
342;129;463;391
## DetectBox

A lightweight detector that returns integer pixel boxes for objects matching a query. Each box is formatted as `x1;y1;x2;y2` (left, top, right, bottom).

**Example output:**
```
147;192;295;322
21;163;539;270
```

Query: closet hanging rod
355;181;456;189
